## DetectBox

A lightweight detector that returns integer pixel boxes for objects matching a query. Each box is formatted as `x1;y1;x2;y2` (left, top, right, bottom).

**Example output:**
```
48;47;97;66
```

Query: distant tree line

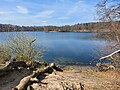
0;21;119;32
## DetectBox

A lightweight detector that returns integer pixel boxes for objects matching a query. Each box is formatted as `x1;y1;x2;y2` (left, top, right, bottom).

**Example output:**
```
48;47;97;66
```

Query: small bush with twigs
0;33;43;65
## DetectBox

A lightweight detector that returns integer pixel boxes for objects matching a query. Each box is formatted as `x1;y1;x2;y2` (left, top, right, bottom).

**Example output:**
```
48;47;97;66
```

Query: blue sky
0;0;100;26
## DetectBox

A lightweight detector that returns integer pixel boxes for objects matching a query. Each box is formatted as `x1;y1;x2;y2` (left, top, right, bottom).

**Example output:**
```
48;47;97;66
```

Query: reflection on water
0;32;109;66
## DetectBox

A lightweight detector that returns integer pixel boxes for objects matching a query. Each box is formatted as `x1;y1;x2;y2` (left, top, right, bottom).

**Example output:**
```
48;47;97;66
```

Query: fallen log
100;49;120;60
12;63;63;90
50;63;63;72
13;75;32;90
12;67;51;90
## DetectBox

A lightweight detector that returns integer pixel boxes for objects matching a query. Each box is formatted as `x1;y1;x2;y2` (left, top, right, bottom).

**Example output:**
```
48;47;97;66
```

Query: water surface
0;32;109;66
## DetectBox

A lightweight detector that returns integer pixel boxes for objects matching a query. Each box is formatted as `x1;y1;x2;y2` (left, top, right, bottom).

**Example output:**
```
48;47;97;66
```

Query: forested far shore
0;21;119;32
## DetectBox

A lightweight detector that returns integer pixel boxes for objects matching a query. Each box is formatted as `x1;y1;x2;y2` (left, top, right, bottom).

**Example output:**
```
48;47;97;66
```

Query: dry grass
93;70;119;80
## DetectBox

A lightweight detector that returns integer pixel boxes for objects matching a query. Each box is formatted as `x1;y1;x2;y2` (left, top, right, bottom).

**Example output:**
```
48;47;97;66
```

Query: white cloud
0;11;13;15
41;20;47;23
34;10;54;18
0;11;6;15
16;6;29;14
57;17;69;20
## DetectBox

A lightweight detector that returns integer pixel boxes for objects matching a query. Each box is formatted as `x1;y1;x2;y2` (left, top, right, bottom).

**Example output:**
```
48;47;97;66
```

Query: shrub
0;33;43;64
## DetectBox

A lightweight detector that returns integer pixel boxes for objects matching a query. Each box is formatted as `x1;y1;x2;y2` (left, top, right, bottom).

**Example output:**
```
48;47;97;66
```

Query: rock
31;83;40;90
96;62;115;71
108;65;115;70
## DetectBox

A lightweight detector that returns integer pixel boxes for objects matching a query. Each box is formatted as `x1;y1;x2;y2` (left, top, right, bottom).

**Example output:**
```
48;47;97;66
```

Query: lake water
0;32;109;66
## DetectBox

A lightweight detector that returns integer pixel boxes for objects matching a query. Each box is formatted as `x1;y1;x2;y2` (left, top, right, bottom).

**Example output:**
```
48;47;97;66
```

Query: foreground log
13;75;32;90
12;63;63;90
50;63;63;72
98;49;120;70
100;49;120;60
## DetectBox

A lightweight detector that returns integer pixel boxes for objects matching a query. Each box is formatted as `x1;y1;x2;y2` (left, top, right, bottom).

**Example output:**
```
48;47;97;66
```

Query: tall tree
96;0;120;66
96;0;120;47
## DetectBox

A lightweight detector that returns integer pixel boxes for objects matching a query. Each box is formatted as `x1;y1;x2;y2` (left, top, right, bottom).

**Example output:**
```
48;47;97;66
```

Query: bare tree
96;0;120;66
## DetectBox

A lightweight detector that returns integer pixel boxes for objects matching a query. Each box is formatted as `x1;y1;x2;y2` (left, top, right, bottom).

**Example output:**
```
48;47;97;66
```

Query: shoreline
0;30;109;33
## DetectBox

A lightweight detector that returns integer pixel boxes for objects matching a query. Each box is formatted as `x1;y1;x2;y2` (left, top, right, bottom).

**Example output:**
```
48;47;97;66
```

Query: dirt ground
35;66;120;90
0;68;32;90
0;66;120;90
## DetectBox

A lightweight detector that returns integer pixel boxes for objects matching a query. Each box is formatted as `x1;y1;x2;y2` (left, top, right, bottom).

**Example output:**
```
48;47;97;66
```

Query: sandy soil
35;66;120;90
0;68;32;90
